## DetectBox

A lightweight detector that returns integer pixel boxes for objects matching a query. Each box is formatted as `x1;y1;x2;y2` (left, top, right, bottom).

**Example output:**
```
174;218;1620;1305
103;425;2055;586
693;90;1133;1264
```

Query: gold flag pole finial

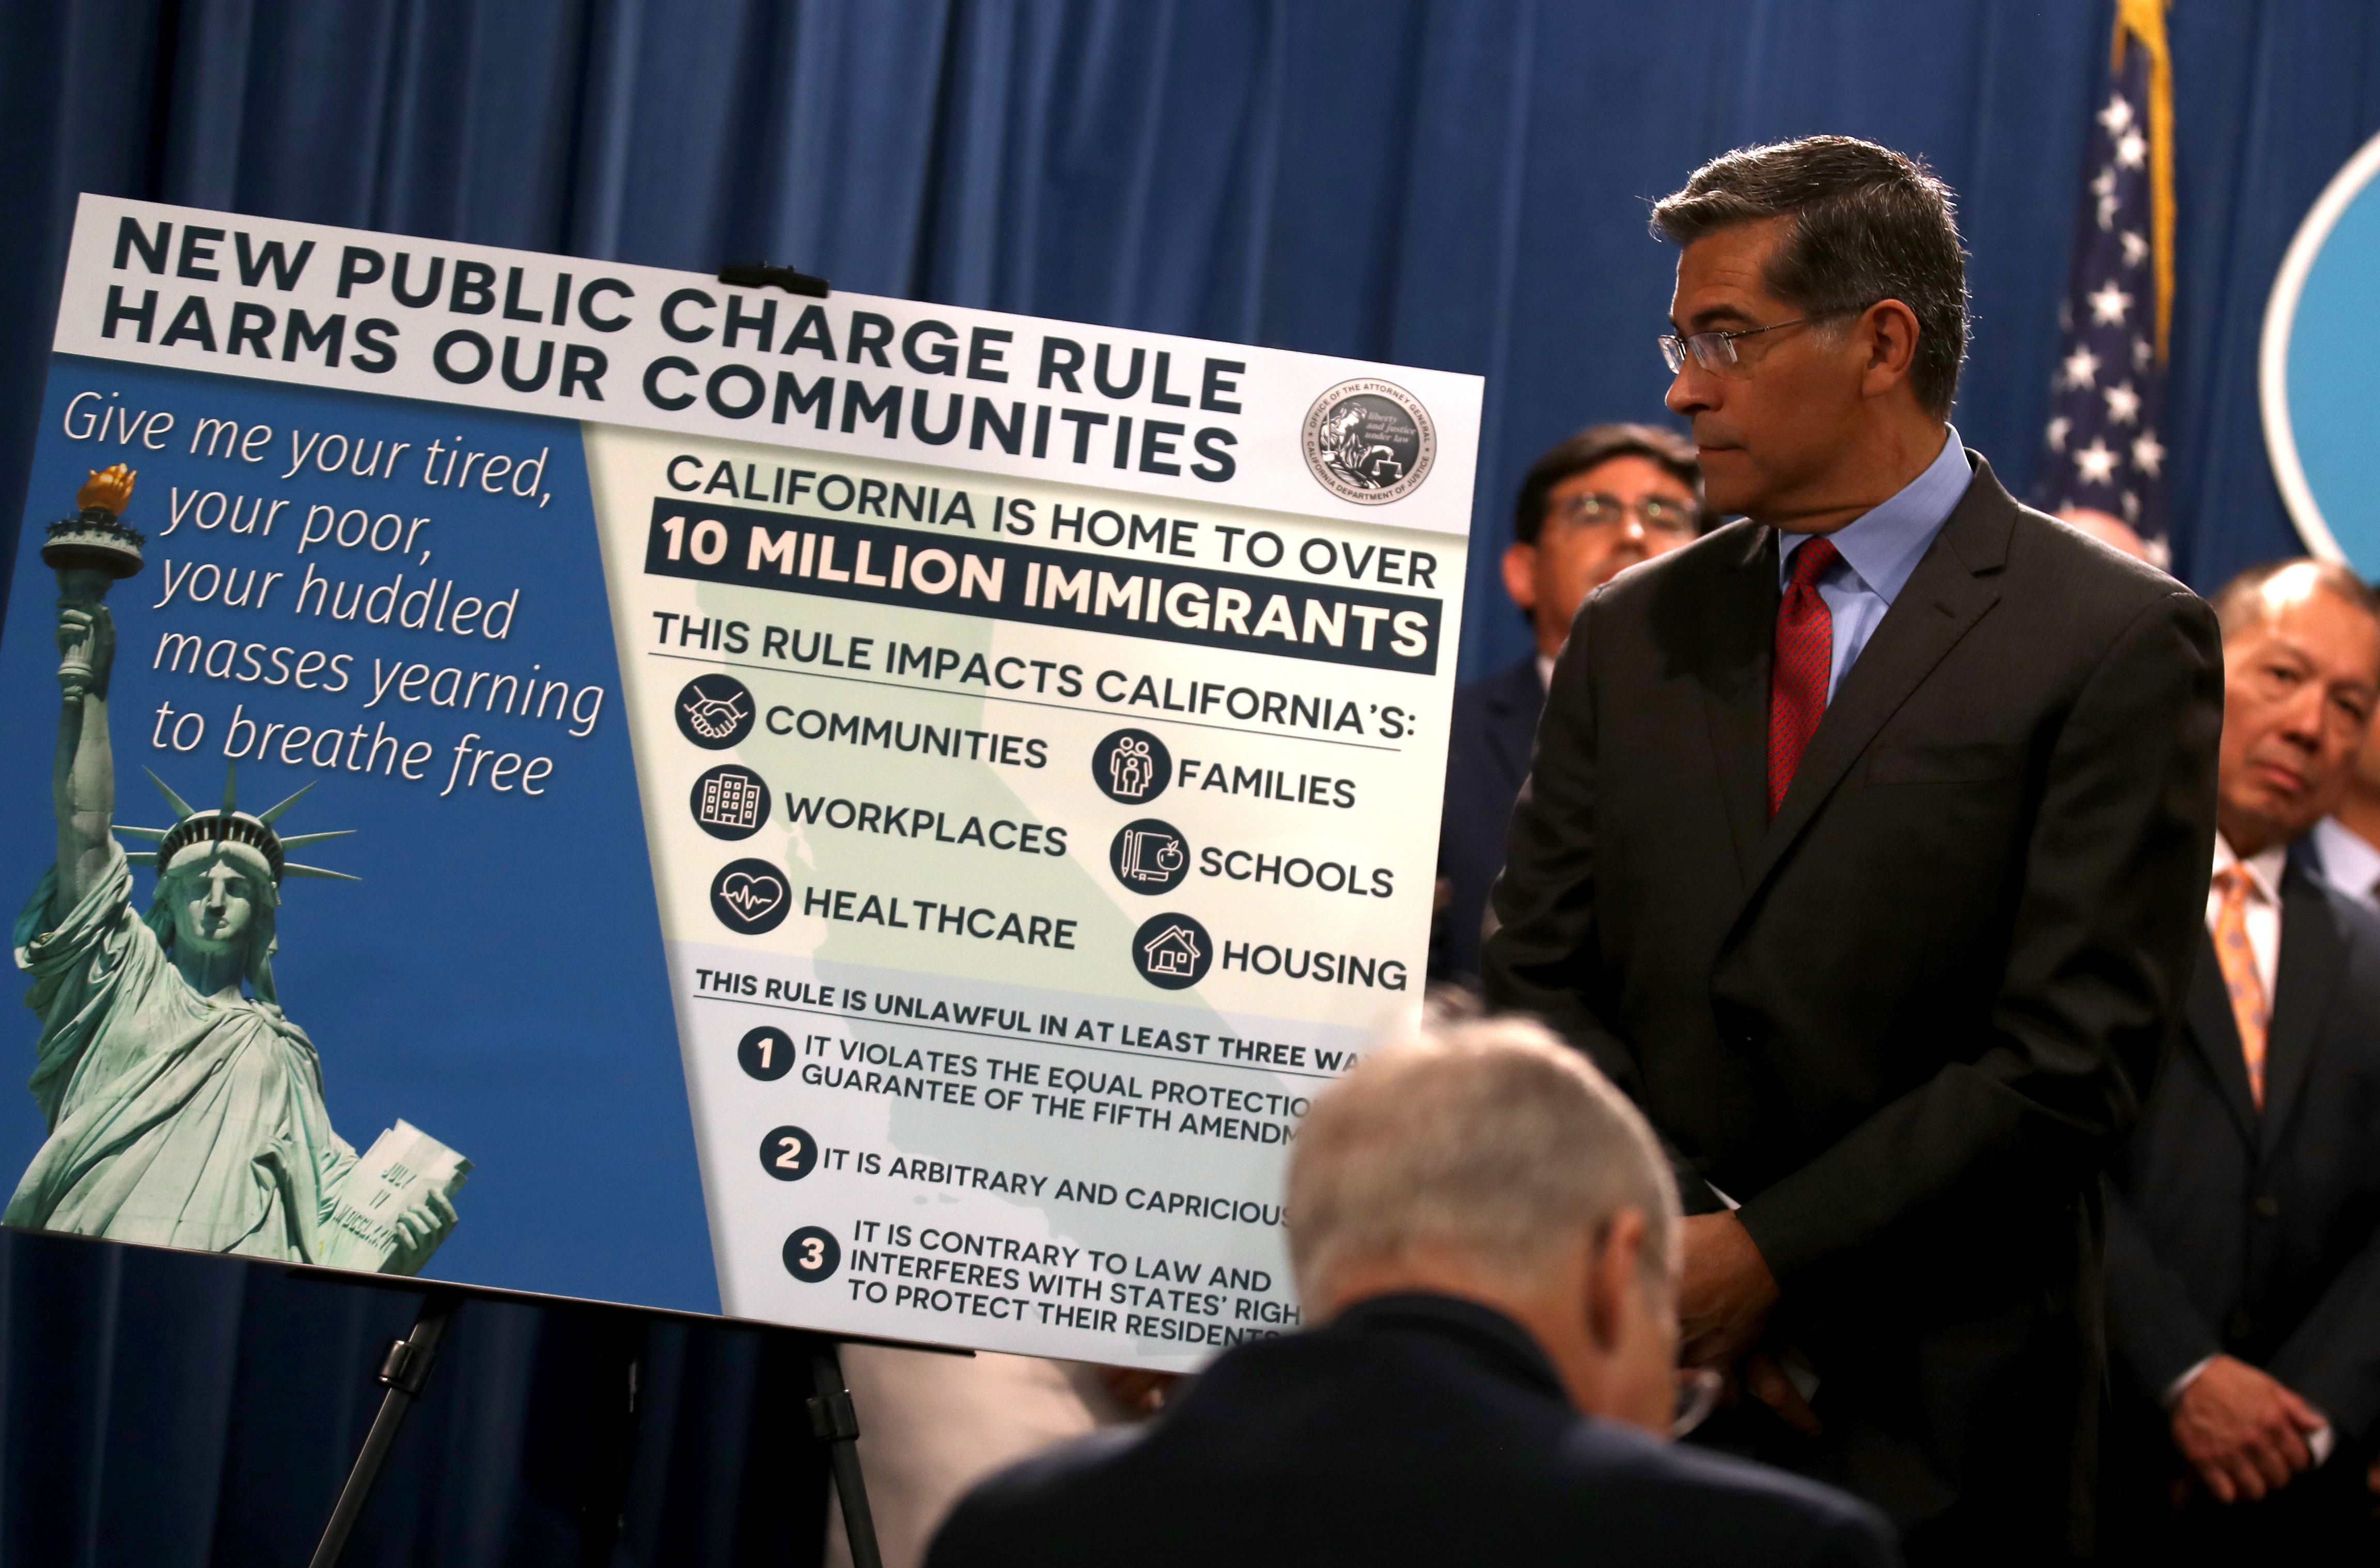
2114;0;2176;362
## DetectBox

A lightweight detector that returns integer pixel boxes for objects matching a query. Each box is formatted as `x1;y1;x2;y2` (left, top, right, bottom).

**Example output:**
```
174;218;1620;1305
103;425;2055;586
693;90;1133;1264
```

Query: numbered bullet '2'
760;1124;817;1181
739;1025;794;1081
782;1225;840;1282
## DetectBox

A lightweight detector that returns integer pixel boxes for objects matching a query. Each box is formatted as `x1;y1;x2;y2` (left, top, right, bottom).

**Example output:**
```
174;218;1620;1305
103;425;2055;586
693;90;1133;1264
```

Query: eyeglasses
1658;306;1866;377
1548;492;1699;537
1672;1367;1723;1438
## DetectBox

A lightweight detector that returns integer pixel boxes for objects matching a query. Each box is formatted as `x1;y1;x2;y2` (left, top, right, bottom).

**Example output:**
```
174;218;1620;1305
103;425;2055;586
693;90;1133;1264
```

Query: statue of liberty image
8;465;464;1272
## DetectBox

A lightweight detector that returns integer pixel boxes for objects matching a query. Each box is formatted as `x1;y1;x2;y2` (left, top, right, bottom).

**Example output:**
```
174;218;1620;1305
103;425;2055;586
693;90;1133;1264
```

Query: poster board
0;195;1478;1366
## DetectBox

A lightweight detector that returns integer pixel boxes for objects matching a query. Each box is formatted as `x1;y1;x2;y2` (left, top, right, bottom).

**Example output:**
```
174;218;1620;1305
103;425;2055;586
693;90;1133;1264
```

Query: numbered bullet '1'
739;1025;795;1081
760;1124;817;1181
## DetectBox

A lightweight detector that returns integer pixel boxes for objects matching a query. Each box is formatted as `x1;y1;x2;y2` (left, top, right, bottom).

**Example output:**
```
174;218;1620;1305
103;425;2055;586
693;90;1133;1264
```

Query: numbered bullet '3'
782;1225;840;1282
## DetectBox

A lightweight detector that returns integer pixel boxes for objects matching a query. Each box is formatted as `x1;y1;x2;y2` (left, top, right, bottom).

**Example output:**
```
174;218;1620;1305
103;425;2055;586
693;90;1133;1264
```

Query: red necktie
1768;537;1840;817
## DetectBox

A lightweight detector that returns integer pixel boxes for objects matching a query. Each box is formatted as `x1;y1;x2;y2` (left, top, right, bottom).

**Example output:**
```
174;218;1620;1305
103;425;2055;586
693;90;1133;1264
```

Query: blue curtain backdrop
6;1;2380;1563
10;1;2380;682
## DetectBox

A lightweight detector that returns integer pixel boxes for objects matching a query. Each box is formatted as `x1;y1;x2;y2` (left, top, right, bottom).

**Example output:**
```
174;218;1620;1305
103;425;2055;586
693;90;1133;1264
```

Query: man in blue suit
1432;424;1705;982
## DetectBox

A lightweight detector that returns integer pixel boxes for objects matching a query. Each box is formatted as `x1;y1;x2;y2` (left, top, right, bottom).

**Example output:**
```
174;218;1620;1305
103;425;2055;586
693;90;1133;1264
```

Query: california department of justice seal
1301;379;1436;506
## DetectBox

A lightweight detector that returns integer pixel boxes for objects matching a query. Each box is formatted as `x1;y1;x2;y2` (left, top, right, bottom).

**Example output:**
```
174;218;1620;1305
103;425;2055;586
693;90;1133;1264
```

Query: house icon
1141;924;1202;978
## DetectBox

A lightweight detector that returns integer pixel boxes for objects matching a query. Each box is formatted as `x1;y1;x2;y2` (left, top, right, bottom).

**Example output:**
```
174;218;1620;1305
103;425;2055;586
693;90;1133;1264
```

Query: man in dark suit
926;1020;1898;1567
2104;559;2380;1556
1481;135;2222;1562
1433;425;1704;983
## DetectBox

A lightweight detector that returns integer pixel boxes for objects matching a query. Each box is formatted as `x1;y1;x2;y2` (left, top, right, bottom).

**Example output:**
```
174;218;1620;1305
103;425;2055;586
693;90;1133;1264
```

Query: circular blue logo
2266;130;2380;571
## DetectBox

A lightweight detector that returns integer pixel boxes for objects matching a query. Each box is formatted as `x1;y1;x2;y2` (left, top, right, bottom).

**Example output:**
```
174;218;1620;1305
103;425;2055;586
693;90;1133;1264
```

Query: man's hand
1743;1347;1822;1436
1093;1365;1179;1418
1678;1212;1781;1370
2170;1354;2327;1503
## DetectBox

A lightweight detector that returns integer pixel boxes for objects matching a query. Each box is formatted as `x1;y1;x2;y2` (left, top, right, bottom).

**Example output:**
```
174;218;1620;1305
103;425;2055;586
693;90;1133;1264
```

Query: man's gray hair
1285;1016;1679;1303
2207;557;2380;639
1651;135;1970;418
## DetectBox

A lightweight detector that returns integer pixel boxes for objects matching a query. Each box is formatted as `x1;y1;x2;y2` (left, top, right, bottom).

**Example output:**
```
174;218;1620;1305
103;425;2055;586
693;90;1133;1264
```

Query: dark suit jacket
925;1294;1898;1568
1432;654;1544;981
2107;856;2380;1442
1481;456;2222;1553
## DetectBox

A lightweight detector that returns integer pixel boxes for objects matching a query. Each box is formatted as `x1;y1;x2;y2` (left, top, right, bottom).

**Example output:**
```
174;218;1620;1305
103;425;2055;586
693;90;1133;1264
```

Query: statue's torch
43;464;145;692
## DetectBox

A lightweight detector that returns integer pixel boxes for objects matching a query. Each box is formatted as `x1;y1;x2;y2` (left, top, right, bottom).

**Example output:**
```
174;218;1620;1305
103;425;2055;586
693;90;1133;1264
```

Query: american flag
2037;18;2171;562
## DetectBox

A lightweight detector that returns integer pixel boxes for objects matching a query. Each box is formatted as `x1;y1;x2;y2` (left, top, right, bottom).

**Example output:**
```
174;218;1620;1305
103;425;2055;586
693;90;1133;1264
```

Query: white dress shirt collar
2212;833;2287;905
2209;833;2288;1000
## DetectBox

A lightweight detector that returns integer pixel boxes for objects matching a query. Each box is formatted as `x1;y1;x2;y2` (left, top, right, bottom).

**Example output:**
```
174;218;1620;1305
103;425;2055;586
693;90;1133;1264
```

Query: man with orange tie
1482;136;2222;1563
2103;559;2380;1557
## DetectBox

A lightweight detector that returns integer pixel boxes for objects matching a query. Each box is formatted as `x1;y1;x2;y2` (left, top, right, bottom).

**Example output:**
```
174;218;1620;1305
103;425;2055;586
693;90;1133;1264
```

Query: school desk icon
1132;912;1211;990
1116;825;1186;887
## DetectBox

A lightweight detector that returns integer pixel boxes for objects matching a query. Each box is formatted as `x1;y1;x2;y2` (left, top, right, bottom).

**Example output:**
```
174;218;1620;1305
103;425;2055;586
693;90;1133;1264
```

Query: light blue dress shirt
2313;816;2380;912
1775;427;1974;702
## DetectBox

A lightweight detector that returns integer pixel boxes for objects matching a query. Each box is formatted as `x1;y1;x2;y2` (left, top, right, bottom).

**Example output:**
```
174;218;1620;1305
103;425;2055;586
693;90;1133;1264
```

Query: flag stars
2048;85;2164;547
2133;429;2166;479
2075;438;2120;486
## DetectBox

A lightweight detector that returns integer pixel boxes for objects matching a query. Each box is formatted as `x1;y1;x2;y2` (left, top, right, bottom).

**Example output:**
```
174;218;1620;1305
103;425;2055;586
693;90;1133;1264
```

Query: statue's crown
121;765;356;885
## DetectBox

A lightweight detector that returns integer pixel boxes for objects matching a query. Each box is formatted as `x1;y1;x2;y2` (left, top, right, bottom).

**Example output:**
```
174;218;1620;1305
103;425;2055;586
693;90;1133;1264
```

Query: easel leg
307;1290;460;1568
810;1343;884;1568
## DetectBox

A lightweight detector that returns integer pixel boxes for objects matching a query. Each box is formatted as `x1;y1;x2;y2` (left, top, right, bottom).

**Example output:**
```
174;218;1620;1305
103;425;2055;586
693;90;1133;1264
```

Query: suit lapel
2184;930;2263;1144
2260;868;2344;1156
1733;457;2011;910
1694;525;1779;884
